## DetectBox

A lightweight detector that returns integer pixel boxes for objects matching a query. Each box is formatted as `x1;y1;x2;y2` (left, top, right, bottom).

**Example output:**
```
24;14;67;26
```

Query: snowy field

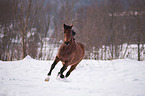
0;56;145;96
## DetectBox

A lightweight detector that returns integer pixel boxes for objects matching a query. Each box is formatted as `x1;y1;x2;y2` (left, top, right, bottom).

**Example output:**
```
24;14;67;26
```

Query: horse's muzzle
65;41;70;46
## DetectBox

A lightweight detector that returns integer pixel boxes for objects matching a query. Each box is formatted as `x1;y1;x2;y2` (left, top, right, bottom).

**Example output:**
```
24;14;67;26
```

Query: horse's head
63;24;75;45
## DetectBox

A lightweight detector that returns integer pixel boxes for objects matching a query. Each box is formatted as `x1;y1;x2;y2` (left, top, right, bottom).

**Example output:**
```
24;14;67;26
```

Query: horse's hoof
45;76;50;82
60;74;64;78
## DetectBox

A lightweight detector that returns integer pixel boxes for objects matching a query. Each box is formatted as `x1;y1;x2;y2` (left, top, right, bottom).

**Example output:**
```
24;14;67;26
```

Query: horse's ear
70;24;73;29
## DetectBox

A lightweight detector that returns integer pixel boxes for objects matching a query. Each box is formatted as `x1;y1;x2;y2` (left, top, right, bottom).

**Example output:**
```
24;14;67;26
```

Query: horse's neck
64;39;76;49
70;38;75;46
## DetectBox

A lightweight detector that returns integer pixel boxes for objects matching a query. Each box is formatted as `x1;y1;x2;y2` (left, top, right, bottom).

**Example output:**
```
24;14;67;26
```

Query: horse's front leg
58;62;68;78
45;56;60;81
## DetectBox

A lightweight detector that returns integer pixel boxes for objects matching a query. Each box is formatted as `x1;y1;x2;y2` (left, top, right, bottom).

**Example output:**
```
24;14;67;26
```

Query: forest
0;0;145;61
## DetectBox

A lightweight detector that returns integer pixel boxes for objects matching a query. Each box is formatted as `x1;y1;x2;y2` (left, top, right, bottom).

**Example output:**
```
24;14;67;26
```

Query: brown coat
46;24;85;79
57;39;85;65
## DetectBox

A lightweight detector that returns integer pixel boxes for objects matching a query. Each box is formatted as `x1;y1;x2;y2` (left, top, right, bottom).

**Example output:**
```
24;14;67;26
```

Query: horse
45;24;85;81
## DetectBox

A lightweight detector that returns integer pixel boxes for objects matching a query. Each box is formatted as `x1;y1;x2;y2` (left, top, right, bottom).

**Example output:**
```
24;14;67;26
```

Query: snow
90;43;145;60
0;56;145;96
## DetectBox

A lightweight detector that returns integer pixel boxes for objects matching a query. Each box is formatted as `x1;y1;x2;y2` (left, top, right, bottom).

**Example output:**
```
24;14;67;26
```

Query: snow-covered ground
0;55;145;96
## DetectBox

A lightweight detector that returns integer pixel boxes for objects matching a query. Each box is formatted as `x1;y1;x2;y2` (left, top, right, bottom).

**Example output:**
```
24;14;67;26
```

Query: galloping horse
45;24;85;81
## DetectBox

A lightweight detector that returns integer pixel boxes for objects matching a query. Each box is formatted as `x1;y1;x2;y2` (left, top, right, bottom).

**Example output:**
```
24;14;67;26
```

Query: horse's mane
72;30;76;36
72;30;76;40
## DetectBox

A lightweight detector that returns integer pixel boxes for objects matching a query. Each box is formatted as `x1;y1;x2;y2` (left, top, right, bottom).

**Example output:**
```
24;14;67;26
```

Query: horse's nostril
65;42;70;45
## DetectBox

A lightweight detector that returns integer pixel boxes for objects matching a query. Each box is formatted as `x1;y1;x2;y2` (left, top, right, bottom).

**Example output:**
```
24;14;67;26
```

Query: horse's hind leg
58;64;68;78
66;64;77;78
47;56;60;76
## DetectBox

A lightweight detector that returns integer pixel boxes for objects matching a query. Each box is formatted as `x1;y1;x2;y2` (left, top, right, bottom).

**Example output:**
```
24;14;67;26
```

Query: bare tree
128;0;145;61
0;0;16;60
51;0;79;42
37;3;52;59
107;0;125;59
12;0;44;59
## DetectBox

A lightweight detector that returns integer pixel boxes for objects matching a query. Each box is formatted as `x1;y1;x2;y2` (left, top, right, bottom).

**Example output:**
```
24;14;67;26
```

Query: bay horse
45;24;85;81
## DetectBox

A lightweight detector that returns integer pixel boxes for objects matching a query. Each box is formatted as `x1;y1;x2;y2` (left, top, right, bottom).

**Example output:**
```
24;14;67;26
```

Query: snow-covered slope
0;56;145;96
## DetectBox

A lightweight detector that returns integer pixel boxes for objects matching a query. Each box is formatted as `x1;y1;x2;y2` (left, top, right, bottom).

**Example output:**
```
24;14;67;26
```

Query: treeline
74;0;145;60
0;0;145;61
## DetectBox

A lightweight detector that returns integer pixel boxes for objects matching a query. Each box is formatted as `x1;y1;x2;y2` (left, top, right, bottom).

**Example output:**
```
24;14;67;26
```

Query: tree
13;0;44;59
36;3;52;59
51;0;79;42
107;0;125;59
128;0;145;61
0;0;16;60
